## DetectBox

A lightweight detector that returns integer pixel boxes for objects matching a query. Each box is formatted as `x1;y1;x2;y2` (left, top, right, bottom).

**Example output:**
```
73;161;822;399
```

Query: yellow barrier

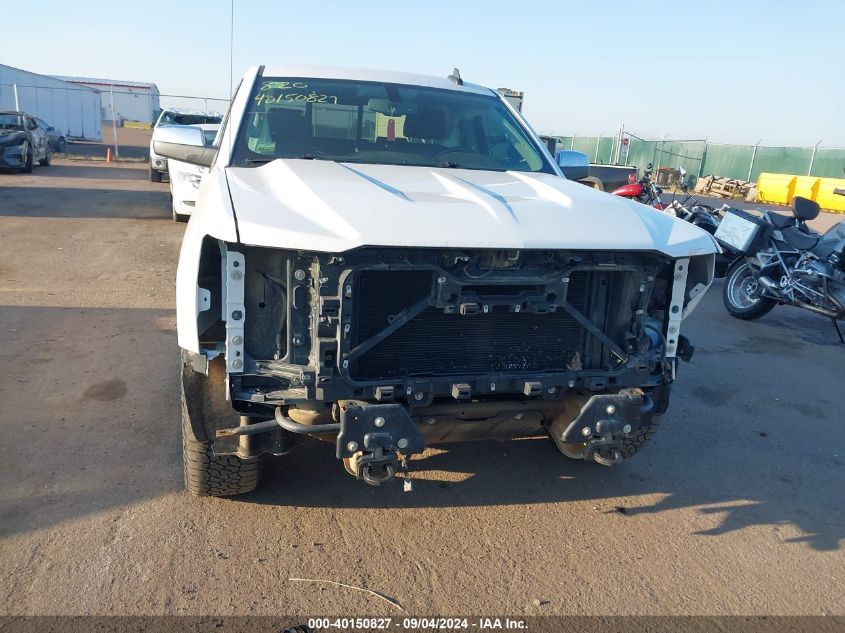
756;172;845;213
791;176;820;203
123;121;152;129
815;178;845;213
756;173;795;205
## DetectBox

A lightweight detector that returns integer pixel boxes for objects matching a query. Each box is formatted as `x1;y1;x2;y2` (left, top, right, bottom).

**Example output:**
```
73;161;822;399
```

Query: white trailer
54;77;160;125
0;64;102;141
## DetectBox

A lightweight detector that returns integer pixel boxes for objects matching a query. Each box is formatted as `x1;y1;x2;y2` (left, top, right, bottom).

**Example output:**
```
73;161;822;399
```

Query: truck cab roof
257;64;494;96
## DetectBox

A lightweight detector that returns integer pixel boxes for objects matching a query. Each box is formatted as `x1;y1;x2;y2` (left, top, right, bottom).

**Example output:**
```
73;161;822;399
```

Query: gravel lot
0;159;843;618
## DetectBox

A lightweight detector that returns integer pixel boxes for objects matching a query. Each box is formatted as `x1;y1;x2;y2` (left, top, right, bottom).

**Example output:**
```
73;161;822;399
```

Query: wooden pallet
693;175;752;199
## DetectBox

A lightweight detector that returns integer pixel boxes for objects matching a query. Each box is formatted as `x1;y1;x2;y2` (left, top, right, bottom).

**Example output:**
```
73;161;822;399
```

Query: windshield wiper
244;153;332;166
438;161;462;169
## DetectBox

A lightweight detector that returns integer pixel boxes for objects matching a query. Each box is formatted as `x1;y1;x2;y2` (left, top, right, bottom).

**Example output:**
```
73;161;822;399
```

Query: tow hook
590;446;623;467
336;400;425;486
345;447;399;486
362;462;396;486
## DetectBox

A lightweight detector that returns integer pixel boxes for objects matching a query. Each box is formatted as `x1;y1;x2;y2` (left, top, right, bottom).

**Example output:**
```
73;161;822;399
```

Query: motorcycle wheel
723;260;777;320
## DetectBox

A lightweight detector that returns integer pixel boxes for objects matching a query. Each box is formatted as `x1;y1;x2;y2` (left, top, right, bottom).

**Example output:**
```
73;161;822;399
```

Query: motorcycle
615;166;737;276
664;168;720;226
611;162;664;209
663;168;739;277
716;194;845;341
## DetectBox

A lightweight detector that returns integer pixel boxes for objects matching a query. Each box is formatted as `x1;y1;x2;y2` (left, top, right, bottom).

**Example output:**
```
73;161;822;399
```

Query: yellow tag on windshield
374;113;406;141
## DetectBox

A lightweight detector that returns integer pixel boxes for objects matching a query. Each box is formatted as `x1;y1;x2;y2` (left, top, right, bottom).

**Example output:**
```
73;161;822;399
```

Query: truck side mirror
555;150;589;181
153;125;216;167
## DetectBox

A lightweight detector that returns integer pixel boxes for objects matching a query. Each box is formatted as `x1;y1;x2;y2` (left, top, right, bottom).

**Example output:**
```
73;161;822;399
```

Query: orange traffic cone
106;147;114;162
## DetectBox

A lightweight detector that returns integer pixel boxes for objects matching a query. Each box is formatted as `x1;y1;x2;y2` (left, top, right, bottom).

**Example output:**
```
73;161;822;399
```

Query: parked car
34;117;67;152
167;123;220;222
149;108;222;182
0;111;51;172
153;64;718;497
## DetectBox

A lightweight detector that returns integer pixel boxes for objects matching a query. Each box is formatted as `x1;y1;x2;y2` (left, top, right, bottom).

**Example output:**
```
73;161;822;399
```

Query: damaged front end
184;240;713;485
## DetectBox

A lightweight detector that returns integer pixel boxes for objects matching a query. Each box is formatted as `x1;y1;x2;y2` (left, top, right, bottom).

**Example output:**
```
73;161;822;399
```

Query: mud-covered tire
619;415;662;458
723;260;777;320
181;381;261;497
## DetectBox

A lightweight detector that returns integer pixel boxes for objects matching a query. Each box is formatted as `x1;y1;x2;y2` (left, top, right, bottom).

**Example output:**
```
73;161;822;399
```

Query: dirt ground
0;159;843;618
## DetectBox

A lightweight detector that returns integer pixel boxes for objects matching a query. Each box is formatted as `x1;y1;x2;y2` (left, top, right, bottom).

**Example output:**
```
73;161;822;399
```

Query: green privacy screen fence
555;134;845;182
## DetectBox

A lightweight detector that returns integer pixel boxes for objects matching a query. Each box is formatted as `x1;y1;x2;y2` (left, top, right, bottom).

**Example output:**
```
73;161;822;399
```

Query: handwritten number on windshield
254;92;338;105
260;81;309;90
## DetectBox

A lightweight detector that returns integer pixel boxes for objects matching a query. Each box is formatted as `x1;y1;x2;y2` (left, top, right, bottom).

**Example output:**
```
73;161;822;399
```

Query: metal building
54;76;161;125
0;64;102;141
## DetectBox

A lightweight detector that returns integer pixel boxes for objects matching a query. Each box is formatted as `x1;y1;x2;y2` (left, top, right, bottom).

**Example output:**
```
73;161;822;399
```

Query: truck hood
225;160;718;258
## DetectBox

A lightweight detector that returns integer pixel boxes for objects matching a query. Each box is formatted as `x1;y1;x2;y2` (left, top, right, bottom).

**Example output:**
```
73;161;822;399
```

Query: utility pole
747;139;762;182
110;84;119;161
655;135;667;174
614;121;624;164
808;140;822;176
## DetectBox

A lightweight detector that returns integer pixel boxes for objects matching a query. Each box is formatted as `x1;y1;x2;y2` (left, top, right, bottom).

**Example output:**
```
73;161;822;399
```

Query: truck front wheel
618;414;662;458
181;361;262;497
556;416;662;462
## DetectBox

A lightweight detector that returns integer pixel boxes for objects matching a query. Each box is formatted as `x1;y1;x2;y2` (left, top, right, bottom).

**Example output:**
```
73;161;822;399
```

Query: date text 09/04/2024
306;617;528;630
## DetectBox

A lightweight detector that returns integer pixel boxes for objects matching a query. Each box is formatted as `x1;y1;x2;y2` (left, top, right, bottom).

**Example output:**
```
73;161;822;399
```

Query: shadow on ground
1;290;843;552
0;186;170;219
0;163;152;181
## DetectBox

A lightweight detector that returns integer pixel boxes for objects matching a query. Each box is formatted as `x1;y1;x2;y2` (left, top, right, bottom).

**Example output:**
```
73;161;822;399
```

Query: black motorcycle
717;195;845;341
665;172;738;277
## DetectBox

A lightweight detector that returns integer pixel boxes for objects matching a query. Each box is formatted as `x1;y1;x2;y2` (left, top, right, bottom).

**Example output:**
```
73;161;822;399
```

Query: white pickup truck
148;108;221;182
153;64;718;497
166;123;219;222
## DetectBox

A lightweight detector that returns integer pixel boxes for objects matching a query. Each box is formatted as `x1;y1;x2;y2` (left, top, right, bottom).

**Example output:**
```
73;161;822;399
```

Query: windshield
232;77;552;173
0;114;24;131
158;111;222;126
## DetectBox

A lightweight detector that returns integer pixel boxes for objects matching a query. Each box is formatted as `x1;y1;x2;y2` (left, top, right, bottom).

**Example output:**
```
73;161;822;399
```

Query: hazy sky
5;0;844;146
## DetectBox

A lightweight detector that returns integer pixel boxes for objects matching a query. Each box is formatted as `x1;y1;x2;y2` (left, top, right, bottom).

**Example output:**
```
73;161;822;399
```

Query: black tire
181;369;261;497
21;146;33;173
39;151;51;167
619;415;661;458
173;208;189;223
555;415;662;462
723;260;777;320
57;137;66;152
149;167;162;182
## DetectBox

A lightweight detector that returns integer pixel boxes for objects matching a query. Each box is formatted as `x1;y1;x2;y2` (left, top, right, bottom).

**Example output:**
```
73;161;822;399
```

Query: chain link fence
555;132;845;182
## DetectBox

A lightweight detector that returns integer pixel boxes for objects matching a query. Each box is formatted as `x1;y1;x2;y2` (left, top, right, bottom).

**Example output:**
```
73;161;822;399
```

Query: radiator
349;269;601;380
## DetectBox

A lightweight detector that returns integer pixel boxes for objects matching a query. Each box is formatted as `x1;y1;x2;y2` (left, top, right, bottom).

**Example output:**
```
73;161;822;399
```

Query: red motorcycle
611;163;664;210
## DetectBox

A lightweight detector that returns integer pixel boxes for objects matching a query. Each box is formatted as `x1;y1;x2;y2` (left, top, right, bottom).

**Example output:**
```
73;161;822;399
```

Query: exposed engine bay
182;240;713;485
